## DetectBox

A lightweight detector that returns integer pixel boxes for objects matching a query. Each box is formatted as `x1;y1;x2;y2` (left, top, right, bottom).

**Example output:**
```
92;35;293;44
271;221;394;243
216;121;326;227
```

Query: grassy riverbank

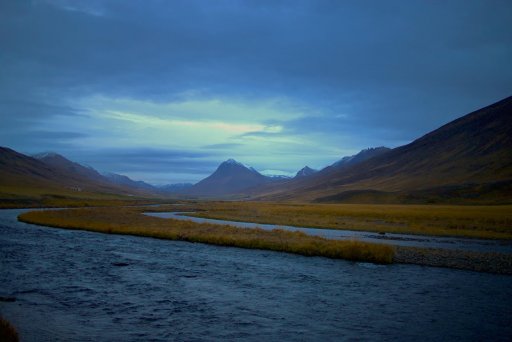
166;202;512;240
0;317;19;342
18;207;394;264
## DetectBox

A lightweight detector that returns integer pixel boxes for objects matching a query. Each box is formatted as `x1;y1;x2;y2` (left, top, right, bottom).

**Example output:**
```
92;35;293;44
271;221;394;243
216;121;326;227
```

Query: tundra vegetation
0;187;166;209
168;201;512;240
18;207;395;264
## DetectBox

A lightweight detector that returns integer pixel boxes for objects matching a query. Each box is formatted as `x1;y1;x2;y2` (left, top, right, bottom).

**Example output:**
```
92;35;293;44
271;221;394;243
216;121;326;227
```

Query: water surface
1;209;512;341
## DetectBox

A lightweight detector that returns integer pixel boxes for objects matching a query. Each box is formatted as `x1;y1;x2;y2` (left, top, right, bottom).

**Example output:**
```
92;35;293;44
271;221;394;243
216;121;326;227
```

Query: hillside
255;96;512;203
0;147;157;201
331;147;391;168
34;152;106;183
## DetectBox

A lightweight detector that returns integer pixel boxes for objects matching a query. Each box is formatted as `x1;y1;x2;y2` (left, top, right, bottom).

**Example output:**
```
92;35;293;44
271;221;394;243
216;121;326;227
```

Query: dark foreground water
1;209;512;341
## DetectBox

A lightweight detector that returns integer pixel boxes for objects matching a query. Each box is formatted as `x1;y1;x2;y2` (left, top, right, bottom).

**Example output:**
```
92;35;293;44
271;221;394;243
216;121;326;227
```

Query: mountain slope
1;147;64;184
331;147;391;168
256;96;512;202
0;147;157;198
34;152;106;182
187;159;269;197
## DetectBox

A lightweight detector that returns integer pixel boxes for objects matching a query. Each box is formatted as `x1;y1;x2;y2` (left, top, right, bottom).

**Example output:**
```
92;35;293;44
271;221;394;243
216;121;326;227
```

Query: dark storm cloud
3;0;510;105
1;0;511;182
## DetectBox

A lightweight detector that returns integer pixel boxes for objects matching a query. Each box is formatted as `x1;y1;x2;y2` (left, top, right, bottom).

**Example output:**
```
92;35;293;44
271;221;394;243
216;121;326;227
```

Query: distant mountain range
0;147;153;198
158;183;194;193
1;96;510;203
103;172;155;191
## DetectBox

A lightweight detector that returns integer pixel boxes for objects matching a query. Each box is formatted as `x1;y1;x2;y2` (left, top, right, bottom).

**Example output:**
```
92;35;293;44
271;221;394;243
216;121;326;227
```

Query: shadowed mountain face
256;96;512;203
187;159;269;197
0;148;157;197
34;152;106;182
331;147;391;168
0;147;63;184
1;147;110;194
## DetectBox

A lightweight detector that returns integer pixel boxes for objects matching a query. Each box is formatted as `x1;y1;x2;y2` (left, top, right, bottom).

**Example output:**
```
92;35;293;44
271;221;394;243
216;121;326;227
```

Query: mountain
1;147;121;196
34;152;105;182
295;166;317;178
33;152;161;195
1;147;64;185
187;159;270;197
331;147;391;168
0;148;159;200
104;172;155;191
243;147;391;197
159;183;194;193
255;96;512;203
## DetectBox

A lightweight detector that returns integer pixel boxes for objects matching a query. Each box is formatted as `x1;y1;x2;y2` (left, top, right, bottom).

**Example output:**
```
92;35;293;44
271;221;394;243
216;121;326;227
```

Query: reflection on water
1;209;512;341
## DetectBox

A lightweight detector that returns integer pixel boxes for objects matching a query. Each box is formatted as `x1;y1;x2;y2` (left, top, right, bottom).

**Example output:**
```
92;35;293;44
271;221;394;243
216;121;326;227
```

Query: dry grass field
159;201;512;240
0;183;165;209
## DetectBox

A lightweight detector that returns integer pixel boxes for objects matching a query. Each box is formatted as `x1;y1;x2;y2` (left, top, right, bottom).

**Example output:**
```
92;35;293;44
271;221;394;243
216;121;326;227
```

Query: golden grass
158;201;512;240
0;317;19;342
18;207;395;264
0;179;170;208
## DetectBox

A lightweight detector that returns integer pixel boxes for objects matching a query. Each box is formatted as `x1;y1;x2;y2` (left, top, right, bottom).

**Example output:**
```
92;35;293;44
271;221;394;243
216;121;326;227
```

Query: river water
144;212;512;254
1;208;512;341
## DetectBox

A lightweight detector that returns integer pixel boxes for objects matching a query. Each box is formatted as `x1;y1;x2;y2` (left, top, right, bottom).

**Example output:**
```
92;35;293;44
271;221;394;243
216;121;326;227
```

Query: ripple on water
1;208;512;341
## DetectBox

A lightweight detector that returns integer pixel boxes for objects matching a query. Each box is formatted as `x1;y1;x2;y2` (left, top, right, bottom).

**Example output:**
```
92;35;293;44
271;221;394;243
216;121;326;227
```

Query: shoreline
395;246;512;275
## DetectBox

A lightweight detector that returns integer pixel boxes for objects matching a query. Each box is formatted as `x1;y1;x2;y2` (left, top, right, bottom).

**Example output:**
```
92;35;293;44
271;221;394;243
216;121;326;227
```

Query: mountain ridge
254;96;512;202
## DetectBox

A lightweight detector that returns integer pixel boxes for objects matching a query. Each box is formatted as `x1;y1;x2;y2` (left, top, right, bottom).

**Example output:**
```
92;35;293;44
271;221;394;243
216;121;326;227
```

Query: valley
1;96;511;272
2;2;511;340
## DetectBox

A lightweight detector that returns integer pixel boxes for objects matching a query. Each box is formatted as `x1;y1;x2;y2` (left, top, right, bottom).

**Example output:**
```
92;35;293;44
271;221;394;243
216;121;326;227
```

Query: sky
1;0;511;184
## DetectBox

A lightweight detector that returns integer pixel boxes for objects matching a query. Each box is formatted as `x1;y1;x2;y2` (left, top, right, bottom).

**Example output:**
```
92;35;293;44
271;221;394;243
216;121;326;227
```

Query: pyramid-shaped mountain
295;166;317;178
187;159;269;197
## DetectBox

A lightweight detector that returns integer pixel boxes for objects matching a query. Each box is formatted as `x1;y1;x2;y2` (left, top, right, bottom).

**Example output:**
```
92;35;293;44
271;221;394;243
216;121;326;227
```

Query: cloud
202;143;244;150
1;0;511;183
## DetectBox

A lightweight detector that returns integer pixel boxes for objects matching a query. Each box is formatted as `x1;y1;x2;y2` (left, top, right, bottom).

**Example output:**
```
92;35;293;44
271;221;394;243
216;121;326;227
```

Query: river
144;211;512;254
1;208;512;341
